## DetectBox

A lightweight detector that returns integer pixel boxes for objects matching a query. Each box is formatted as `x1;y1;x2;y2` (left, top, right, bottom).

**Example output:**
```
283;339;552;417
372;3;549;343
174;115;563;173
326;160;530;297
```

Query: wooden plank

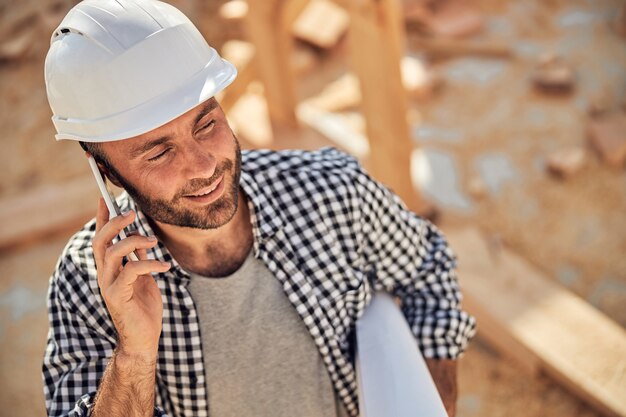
218;0;248;23
305;72;361;112
244;0;299;128
292;0;350;49
297;103;369;158
0;177;100;252
345;0;426;213
446;227;626;417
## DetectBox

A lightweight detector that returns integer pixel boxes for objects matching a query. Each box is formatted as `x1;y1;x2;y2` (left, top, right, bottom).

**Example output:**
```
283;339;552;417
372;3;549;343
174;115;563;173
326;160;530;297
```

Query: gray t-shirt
188;251;349;417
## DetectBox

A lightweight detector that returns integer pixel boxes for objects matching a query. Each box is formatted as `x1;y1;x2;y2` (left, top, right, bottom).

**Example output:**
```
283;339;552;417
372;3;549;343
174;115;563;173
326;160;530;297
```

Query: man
42;1;476;416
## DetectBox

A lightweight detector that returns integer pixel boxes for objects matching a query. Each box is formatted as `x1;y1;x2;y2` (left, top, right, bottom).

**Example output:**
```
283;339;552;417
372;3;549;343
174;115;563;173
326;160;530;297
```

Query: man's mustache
175;159;233;198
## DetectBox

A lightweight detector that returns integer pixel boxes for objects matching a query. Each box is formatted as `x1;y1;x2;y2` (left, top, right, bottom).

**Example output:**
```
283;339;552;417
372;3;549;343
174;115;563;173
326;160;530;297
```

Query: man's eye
199;120;215;131
148;149;169;161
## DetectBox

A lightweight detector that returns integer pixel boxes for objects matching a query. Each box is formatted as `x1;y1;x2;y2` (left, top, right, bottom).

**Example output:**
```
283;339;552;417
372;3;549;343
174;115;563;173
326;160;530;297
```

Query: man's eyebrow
129;101;218;158
193;100;218;129
129;136;171;158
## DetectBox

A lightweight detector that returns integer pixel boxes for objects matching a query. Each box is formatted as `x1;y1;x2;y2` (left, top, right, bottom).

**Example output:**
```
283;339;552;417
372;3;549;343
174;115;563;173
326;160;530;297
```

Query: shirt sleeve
42;258;168;417
351;164;477;359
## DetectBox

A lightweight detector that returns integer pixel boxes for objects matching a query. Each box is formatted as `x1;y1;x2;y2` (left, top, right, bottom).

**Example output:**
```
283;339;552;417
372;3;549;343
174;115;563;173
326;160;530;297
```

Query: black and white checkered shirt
43;147;476;417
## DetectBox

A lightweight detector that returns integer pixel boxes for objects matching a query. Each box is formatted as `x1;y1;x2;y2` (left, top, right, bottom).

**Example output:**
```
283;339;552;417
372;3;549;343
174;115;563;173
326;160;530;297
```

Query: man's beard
108;140;243;230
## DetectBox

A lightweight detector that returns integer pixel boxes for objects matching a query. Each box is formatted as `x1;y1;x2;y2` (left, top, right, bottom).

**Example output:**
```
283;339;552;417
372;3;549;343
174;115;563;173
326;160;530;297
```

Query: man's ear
95;160;123;188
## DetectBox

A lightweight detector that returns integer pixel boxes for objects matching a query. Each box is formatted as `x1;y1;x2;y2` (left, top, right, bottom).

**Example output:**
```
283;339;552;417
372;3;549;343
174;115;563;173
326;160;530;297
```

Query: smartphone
87;154;140;262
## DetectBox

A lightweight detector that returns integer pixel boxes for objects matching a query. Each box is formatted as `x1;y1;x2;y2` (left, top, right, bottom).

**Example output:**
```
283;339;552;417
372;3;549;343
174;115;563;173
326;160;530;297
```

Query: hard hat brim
53;57;237;143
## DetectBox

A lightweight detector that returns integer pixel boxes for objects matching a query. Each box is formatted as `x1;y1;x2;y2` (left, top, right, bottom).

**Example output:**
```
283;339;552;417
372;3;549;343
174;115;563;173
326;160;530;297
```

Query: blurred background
0;0;625;416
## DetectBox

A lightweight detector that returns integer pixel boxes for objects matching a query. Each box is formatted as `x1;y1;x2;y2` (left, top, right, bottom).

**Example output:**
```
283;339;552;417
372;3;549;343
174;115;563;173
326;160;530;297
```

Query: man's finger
136;247;149;261
93;210;136;256
100;235;159;289
127;231;151;261
93;198;110;270
107;260;171;297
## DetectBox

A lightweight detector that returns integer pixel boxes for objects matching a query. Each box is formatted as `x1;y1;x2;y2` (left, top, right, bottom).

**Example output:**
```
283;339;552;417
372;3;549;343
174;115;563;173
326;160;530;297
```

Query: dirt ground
0;0;624;416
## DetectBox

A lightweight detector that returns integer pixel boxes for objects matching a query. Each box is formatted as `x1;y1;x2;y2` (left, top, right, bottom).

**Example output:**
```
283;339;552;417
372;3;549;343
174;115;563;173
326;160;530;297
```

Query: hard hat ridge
45;0;237;143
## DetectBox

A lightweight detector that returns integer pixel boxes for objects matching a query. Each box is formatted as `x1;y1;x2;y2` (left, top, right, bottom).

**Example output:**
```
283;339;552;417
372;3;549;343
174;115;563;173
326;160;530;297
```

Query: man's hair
79;141;106;161
79;141;118;181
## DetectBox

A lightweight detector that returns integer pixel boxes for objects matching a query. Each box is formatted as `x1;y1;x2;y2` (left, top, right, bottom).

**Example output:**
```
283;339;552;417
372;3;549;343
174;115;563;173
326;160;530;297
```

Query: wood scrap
0;177;100;252
227;83;274;148
446;227;626;417
218;0;248;23
404;0;484;38
586;111;626;169
532;53;575;94
292;0;350;49
546;147;587;179
401;55;444;100
408;36;513;58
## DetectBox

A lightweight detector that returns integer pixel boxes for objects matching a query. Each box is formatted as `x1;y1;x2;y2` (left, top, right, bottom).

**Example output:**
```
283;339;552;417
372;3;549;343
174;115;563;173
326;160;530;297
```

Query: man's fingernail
161;262;171;268
122;211;132;217
147;236;157;241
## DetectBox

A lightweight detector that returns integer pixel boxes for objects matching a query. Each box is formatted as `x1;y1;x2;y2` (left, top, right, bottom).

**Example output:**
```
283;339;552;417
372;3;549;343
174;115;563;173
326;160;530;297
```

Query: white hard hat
44;0;237;142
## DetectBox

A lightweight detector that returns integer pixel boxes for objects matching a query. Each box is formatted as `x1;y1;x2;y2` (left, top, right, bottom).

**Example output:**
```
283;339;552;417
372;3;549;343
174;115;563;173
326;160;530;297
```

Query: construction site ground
0;0;624;416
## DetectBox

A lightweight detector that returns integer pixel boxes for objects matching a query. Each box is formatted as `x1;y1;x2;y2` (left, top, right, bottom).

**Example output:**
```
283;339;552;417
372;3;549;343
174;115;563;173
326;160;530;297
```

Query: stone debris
545;147;587;179
0;30;35;62
468;176;488;200
0;0;75;63
586;111;626;169
587;90;615;118
616;2;626;37
531;53;575;93
292;0;350;49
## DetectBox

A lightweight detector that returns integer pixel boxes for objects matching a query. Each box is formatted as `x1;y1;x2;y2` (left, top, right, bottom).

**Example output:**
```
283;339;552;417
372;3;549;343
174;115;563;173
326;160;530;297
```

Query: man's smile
183;175;225;203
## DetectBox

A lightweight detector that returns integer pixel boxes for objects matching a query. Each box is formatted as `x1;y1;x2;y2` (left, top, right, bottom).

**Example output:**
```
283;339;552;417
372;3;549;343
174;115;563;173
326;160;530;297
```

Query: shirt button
181;307;190;316
190;375;198;385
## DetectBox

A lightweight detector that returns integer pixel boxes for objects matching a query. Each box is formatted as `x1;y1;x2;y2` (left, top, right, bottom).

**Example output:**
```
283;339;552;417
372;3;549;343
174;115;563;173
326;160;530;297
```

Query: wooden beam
244;0;299;128
218;40;257;114
345;0;426;213
446;227;626;417
0;177;100;252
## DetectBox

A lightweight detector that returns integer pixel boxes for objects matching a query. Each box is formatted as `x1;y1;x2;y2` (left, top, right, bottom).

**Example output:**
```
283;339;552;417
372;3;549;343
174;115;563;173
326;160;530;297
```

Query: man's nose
181;142;216;180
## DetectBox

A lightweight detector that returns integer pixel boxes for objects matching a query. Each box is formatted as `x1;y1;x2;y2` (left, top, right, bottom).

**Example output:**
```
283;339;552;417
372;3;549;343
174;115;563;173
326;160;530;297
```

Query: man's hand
425;358;458;417
92;198;170;358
